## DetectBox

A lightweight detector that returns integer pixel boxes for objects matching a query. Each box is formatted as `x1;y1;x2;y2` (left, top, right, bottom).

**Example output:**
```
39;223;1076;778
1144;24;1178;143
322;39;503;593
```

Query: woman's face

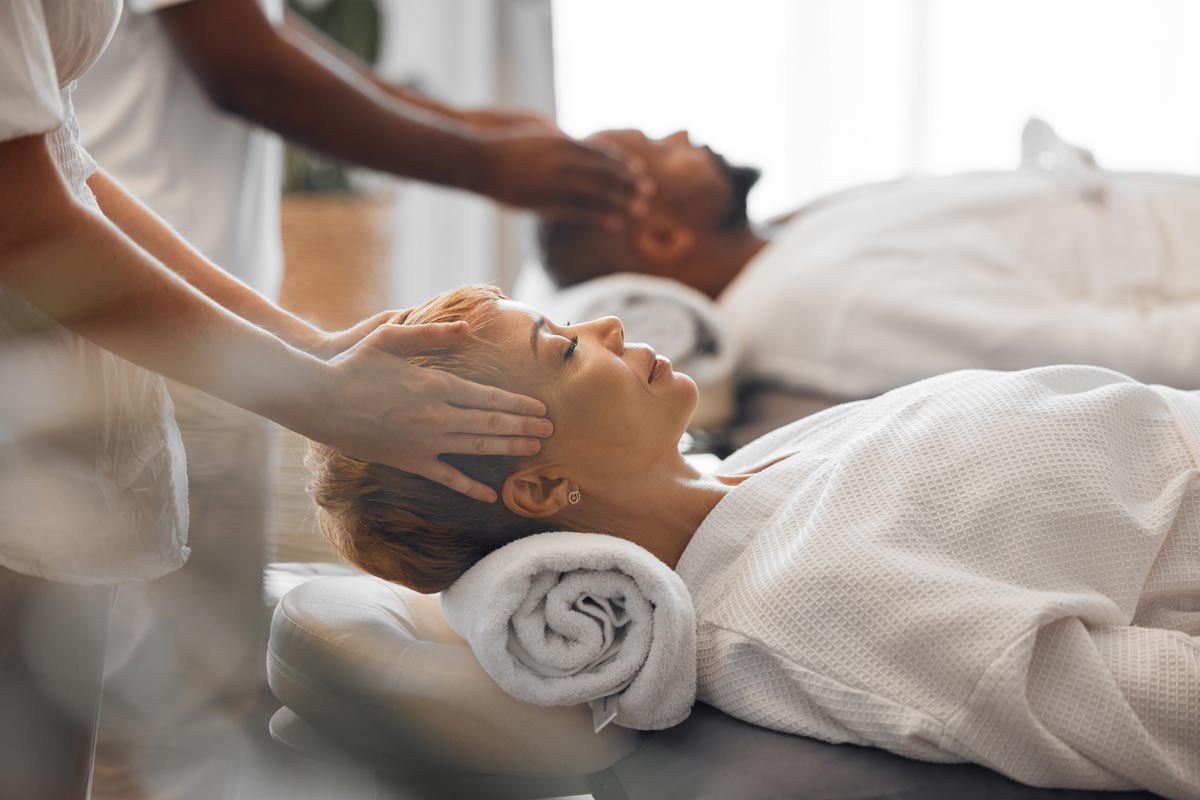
482;299;698;482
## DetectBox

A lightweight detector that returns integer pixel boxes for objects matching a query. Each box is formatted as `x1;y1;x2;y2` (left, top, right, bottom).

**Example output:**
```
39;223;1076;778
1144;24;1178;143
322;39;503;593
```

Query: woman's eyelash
564;335;579;361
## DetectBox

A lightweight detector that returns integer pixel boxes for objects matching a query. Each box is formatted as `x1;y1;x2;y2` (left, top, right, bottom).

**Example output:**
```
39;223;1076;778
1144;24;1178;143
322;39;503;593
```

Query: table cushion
267;574;641;778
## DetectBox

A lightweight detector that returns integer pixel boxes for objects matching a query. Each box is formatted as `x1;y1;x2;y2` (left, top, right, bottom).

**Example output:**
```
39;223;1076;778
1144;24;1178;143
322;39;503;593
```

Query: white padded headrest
267;575;641;777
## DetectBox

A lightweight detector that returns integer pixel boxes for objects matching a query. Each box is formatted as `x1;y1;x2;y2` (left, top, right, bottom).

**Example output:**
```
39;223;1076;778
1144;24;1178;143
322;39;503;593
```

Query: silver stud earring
568;489;582;505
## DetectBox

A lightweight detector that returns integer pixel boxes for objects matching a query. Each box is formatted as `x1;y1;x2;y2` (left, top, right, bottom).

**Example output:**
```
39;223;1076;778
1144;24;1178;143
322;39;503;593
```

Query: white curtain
377;0;555;304
553;0;1200;219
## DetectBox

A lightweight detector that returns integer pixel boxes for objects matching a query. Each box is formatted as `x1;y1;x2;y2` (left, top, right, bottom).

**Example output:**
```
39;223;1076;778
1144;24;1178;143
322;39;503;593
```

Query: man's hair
717;161;762;229
306;285;553;593
537;219;618;288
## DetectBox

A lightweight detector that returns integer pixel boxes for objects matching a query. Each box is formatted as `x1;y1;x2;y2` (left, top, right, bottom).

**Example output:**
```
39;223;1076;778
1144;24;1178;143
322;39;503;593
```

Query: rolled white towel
440;531;696;732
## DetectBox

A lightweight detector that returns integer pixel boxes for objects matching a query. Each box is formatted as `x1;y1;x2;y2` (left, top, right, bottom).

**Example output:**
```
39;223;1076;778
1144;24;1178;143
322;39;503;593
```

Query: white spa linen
720;165;1200;399
440;531;696;732
677;365;1200;799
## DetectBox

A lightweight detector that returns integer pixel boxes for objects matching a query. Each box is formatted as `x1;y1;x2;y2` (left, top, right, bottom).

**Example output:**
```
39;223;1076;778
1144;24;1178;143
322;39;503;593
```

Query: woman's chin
675;372;701;424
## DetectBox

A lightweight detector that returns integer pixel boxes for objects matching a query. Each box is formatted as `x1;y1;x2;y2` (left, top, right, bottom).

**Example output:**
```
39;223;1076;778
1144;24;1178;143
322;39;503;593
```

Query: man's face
586;129;760;231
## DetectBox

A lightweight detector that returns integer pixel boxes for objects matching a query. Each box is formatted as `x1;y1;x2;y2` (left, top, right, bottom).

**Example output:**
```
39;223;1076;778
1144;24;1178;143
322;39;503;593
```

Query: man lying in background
536;121;1200;402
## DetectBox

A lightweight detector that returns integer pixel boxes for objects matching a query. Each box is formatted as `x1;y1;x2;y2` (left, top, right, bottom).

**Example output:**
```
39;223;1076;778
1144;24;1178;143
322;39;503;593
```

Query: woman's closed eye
556;321;578;363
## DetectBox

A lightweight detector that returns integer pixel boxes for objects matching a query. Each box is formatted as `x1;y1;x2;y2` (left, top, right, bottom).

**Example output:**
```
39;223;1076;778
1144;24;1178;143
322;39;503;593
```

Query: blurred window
553;0;1200;217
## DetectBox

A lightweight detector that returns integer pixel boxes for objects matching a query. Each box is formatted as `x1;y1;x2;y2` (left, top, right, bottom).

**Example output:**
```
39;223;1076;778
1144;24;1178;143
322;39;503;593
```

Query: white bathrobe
675;365;1200;799
719;170;1200;398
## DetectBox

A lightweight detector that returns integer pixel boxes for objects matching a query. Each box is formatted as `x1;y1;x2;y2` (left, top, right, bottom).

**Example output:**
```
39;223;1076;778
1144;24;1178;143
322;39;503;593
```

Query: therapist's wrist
453;130;493;196
283;319;329;355
233;344;331;436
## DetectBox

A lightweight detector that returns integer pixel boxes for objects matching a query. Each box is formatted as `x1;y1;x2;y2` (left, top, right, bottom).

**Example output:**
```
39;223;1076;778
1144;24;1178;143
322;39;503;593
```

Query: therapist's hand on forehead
466;115;653;229
304;311;550;503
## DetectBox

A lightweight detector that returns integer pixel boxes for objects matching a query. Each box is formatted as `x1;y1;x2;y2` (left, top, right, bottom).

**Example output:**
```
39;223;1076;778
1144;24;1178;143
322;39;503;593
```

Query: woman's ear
501;470;575;519
633;216;695;265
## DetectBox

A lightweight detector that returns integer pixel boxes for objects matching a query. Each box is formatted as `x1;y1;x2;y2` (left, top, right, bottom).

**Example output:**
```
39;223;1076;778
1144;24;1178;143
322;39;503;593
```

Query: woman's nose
585;316;624;353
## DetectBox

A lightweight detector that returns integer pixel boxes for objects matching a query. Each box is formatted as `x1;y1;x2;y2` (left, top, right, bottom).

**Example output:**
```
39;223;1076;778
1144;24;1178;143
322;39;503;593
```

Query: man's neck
692;228;769;299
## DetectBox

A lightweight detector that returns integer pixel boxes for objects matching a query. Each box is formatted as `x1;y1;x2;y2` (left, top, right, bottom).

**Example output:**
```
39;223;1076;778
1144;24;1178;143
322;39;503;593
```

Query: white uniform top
0;0;189;584
720;171;1200;398
677;366;1200;798
75;0;285;295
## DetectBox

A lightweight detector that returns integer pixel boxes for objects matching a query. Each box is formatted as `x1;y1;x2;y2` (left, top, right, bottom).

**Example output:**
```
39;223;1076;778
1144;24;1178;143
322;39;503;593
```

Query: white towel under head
440;531;696;732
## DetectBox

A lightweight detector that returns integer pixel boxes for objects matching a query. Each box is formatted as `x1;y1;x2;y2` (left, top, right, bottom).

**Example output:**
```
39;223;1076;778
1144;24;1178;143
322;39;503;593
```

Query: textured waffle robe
675;365;1200;799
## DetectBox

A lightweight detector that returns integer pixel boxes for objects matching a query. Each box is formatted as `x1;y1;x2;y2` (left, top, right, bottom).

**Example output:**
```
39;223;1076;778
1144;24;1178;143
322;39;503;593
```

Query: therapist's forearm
5;207;324;428
87;170;325;352
0;145;324;430
161;0;487;192
281;13;465;122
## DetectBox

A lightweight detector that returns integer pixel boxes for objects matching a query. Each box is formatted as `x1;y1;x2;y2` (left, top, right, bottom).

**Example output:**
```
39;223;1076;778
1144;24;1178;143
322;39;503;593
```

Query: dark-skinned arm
282;11;554;129
282;11;468;121
157;0;646;223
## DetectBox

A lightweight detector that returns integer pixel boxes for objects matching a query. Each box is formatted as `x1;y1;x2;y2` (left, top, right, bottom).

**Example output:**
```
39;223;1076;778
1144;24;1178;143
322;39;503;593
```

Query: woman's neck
555;453;748;568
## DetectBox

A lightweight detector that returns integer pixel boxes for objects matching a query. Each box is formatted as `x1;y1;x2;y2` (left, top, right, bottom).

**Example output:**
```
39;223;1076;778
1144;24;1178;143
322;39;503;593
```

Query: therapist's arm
281;12;553;131
87;169;320;351
87;169;385;358
0;135;548;501
155;0;646;225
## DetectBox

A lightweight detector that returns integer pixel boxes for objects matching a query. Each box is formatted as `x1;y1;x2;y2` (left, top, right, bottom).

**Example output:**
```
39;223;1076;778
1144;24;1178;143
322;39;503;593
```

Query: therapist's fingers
541;188;643;230
563;154;649;187
564;156;655;212
553;152;655;222
413;459;499;504
446;407;554;438
542;204;629;230
440;433;543;457
365;320;469;357
311;307;415;359
442;372;548;418
564;141;640;192
556;163;654;219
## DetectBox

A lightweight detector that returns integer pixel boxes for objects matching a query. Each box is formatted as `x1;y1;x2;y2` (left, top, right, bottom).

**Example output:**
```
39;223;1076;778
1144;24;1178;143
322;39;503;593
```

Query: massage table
265;567;1165;800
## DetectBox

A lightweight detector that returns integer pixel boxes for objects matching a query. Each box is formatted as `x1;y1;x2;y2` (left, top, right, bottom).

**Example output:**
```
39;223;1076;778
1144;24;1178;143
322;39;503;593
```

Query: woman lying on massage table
307;285;1200;800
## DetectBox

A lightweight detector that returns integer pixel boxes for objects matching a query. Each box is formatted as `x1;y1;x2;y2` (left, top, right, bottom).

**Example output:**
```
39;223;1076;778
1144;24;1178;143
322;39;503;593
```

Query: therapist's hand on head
474;127;655;229
309;320;551;503
305;307;407;359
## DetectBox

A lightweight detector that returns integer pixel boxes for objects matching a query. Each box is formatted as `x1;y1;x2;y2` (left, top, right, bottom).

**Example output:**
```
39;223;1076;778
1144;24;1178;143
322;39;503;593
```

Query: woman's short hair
306;285;552;593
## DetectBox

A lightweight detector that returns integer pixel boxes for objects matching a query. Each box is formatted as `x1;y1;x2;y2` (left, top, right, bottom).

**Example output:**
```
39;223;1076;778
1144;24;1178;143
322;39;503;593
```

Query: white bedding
720;167;1200;398
676;365;1200;798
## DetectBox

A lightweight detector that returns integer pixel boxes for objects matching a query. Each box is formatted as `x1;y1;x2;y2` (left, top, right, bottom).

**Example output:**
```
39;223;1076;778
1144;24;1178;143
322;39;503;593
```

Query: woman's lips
648;354;670;384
